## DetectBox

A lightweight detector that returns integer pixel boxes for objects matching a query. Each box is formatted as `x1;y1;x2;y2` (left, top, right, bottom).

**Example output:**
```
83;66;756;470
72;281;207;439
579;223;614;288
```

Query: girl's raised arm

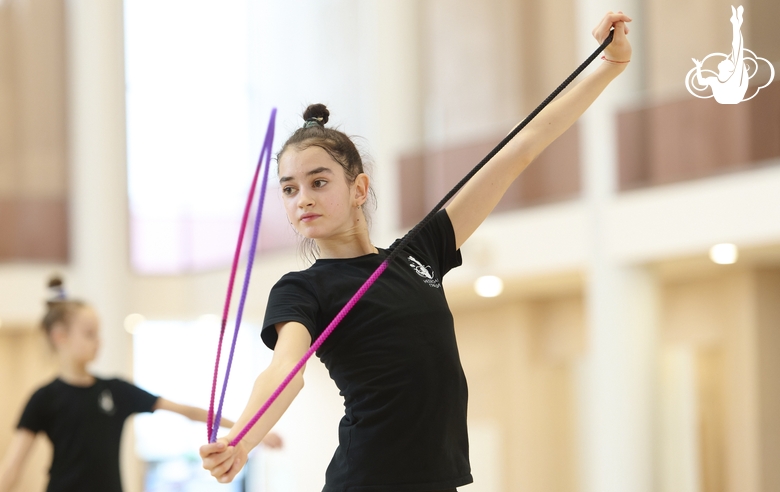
200;321;311;483
0;429;36;492
446;11;632;249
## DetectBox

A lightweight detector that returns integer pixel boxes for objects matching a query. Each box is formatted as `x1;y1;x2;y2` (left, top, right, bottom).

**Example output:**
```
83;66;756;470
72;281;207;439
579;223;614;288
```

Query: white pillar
66;2;140;491
658;346;701;492
356;0;423;244
576;266;658;492
574;1;657;492
66;0;130;378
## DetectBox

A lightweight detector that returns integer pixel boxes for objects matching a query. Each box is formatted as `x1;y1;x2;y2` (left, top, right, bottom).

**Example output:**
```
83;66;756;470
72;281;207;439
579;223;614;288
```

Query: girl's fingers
211;454;238;479
200;443;237;475
593;12;632;42
592;13;613;41
202;451;232;472
220;455;244;483
612;21;626;41
199;441;226;459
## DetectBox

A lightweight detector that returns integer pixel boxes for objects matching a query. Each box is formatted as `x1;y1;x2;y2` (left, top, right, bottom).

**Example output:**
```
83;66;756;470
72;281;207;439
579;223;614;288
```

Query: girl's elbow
285;368;305;395
264;361;306;393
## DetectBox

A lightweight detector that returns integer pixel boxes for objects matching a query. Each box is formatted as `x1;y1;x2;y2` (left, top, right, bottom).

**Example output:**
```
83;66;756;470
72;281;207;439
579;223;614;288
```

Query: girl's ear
49;322;68;347
353;173;370;206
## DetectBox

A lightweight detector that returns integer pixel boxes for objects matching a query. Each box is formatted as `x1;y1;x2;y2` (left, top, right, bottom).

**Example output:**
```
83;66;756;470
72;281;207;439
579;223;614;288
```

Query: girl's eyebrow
279;166;333;183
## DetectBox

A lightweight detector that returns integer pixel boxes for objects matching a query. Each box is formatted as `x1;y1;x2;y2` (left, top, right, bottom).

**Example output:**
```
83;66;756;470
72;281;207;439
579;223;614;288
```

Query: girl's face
278;146;366;240
54;307;101;363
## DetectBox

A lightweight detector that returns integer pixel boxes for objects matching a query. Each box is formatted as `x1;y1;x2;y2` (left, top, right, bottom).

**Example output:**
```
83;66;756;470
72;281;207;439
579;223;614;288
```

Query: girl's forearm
0;462;17;492
0;430;35;492
155;398;236;428
222;365;304;450
187;405;235;428
514;61;627;167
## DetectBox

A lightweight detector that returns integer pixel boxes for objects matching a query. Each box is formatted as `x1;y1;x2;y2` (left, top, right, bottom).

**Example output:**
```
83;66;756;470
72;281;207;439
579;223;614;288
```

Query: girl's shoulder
34;377;64;394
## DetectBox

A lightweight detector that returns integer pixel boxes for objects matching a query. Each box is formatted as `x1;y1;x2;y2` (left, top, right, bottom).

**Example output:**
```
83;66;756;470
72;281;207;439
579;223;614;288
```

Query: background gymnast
201;10;632;492
0;276;279;492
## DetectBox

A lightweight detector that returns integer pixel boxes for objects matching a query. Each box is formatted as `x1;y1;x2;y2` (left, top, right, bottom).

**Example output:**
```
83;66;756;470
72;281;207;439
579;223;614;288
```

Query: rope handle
214;29;615;448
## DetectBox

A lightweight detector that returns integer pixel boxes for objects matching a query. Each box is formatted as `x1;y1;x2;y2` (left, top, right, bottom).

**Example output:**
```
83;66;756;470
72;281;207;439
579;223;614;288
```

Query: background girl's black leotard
262;210;472;492
17;377;158;492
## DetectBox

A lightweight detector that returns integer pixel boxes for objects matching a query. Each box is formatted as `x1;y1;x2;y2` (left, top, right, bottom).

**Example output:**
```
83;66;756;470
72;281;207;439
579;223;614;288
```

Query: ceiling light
709;243;738;265
474;275;504;298
124;313;146;334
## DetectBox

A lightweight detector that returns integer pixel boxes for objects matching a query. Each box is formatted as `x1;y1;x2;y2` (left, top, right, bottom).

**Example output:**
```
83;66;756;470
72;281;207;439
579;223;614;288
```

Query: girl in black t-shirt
200;12;632;492
0;277;274;492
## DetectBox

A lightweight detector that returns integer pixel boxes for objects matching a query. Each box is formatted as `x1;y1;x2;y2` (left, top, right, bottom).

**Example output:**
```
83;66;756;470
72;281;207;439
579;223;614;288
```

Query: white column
576;266;658;492
659;346;701;492
66;2;140;492
356;0;423;243
574;1;657;492
66;0;130;378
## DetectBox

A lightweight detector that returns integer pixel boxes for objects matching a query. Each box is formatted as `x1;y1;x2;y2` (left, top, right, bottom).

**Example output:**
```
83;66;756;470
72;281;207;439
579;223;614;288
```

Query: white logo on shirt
407;255;441;288
99;389;116;415
408;255;433;279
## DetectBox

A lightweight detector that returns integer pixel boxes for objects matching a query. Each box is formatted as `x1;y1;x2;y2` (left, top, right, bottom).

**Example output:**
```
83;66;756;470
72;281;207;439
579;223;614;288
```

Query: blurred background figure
0;276;242;491
0;0;778;492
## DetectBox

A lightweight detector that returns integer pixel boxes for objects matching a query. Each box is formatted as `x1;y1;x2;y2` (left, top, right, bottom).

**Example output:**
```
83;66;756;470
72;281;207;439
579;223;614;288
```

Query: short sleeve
111;379;159;416
17;388;47;433
395;209;462;277
262;273;320;350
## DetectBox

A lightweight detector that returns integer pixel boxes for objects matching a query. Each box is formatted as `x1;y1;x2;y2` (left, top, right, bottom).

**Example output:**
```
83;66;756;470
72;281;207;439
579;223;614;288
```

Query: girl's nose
297;188;314;208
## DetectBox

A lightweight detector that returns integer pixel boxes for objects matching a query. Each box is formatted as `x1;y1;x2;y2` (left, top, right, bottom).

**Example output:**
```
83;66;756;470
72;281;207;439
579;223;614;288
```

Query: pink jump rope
208;30;615;446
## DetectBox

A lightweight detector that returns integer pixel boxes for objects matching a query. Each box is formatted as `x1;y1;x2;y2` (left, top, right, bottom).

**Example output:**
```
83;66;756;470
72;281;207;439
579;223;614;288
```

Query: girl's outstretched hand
593;11;632;63
200;438;248;484
261;431;283;449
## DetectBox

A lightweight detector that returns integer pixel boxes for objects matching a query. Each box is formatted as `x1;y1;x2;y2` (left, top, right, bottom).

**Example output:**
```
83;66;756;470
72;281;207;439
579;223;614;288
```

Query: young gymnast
201;11;632;492
0;277;276;492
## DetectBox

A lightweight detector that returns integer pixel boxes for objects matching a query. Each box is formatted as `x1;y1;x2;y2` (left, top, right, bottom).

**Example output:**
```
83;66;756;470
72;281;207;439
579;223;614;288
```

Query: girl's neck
316;224;377;259
58;358;94;386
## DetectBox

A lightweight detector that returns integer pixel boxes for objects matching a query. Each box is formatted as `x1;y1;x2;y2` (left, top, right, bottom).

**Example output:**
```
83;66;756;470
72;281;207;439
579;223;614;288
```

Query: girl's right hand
593;11;632;63
200;437;248;483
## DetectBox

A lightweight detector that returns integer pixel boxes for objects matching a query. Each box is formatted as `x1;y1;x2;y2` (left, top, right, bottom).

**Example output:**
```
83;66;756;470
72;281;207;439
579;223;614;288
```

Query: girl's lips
300;214;320;222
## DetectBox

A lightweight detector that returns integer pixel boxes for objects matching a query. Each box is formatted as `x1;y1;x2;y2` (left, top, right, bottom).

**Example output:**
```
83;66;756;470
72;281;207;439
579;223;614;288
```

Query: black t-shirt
17;377;159;492
262;210;472;492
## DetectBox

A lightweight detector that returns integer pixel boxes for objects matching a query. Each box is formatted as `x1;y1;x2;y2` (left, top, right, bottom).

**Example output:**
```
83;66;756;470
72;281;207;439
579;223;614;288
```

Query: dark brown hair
277;104;376;262
41;276;86;337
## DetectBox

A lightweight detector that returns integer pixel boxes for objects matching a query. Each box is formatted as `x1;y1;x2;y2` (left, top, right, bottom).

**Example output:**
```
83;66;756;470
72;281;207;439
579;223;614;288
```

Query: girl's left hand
593;11;632;63
200;438;248;483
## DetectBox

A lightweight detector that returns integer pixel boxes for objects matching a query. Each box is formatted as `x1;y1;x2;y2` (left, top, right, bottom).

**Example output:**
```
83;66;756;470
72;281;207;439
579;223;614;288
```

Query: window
124;0;294;274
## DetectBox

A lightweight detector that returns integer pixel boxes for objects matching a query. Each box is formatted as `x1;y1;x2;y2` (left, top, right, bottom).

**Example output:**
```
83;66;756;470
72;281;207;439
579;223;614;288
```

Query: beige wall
663;268;780;492
446;265;780;492
453;295;583;492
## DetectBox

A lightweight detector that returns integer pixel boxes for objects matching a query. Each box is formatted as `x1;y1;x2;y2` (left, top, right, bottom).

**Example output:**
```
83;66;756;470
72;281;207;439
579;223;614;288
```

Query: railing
617;82;780;190
398;124;580;229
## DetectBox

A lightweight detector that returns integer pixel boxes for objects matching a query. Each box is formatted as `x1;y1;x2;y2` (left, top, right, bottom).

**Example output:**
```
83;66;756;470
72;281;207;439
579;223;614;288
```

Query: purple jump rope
208;29;615;447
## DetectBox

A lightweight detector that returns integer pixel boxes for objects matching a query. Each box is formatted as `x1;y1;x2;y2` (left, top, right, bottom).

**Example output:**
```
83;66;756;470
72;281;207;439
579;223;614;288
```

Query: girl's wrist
597;57;629;76
600;55;630;64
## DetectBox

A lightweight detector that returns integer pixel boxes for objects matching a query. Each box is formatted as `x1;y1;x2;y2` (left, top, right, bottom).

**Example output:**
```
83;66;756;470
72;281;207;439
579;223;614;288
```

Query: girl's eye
282;186;295;195
313;179;327;188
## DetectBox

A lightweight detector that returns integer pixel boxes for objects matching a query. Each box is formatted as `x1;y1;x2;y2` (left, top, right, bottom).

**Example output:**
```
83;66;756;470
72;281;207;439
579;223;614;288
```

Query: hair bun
48;275;63;289
303;103;330;125
47;274;67;302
